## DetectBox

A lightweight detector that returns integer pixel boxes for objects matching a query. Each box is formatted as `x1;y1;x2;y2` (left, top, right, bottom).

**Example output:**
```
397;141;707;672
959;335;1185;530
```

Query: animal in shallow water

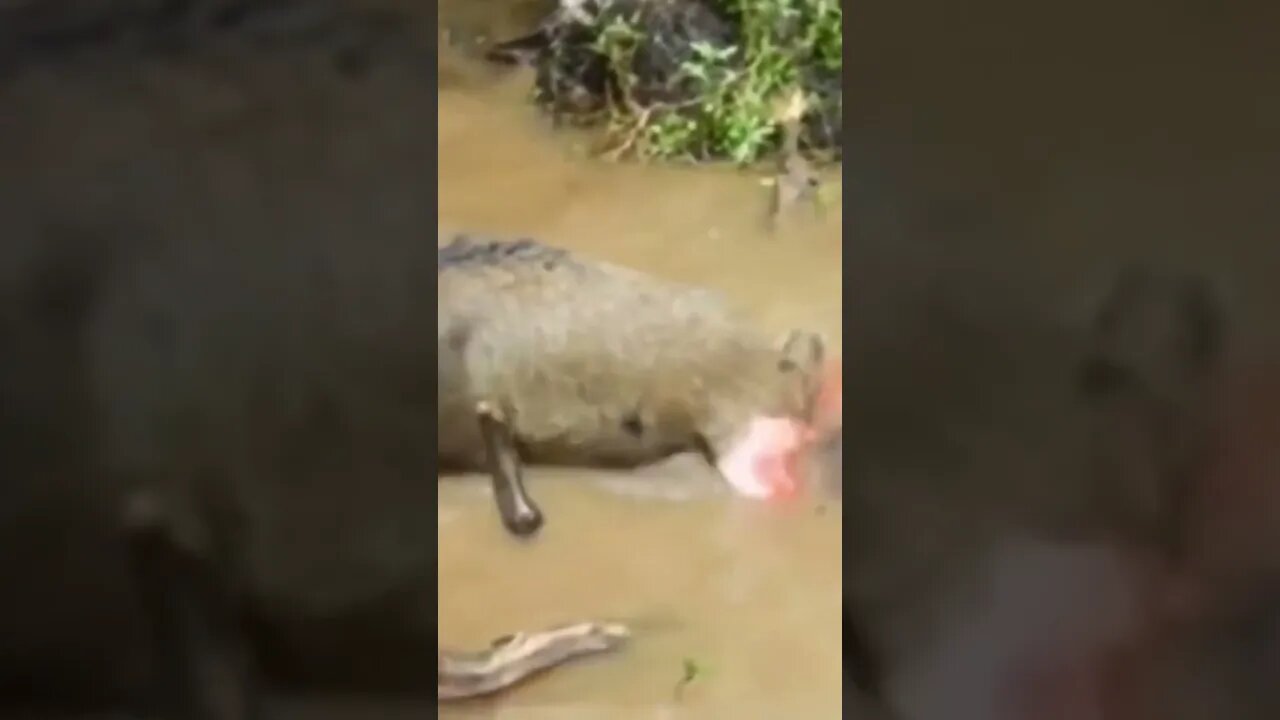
4;221;827;719
839;264;1231;719
78;221;447;720
437;234;833;536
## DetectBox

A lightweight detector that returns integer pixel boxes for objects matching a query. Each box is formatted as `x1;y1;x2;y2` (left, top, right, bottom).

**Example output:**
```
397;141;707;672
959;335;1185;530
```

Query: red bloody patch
1191;361;1280;579
786;356;843;500
757;445;802;500
767;418;814;500
717;416;812;500
813;356;843;436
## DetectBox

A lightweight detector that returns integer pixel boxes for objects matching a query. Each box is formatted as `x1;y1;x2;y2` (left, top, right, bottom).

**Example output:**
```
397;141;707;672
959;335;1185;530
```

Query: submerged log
438;621;631;700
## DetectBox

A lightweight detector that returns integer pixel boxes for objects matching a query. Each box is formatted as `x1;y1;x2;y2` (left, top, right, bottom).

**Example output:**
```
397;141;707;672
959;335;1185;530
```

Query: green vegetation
673;656;706;699
533;0;842;165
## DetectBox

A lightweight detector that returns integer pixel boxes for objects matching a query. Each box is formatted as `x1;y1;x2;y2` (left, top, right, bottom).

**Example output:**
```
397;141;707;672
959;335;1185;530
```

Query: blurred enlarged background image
0;0;844;718
6;0;1280;719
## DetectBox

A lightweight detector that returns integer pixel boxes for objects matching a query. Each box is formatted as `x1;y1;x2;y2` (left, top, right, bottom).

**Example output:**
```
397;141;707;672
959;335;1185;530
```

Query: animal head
1077;264;1225;405
702;328;839;500
1073;265;1227;555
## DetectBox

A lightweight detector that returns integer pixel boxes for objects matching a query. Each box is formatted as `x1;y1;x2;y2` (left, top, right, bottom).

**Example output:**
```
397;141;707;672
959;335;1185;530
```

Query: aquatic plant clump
506;0;842;165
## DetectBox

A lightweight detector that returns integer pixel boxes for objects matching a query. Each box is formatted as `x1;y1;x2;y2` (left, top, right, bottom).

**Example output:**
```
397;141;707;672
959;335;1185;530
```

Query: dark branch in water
438;621;631;700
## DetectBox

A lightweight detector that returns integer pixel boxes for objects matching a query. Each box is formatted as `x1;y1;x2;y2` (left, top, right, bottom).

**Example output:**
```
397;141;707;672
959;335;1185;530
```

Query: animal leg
845;602;888;703
122;492;260;720
475;401;544;537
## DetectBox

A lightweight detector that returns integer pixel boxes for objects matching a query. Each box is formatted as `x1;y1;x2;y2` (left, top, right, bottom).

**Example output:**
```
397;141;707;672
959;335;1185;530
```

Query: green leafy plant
673;656;707;699
582;0;842;165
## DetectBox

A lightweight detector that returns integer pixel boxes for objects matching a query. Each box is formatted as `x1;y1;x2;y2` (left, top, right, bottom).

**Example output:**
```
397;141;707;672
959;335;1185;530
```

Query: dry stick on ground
601;106;653;162
768;88;822;225
438;621;631;700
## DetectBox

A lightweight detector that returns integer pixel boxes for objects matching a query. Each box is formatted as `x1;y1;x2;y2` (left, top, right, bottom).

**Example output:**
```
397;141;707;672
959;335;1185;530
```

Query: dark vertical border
427;1;442;681
840;0;855;712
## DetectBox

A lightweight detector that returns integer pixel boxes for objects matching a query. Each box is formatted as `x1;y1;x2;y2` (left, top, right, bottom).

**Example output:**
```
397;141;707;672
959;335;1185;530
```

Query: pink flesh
814;356;843;433
716;416;813;500
1190;362;1280;578
890;540;1172;720
997;364;1280;720
891;363;1280;720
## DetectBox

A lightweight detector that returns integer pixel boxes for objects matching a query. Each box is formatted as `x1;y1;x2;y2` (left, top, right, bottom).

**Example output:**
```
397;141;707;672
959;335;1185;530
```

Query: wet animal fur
437;234;827;474
47;228;820;716
70;220;444;717
840;264;1227;714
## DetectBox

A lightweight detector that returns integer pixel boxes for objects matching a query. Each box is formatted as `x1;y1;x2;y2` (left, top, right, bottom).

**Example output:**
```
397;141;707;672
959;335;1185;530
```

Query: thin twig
439;620;631;700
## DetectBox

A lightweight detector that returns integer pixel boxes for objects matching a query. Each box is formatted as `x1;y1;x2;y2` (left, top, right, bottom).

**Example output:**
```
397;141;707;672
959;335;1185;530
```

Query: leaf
673;656;704;700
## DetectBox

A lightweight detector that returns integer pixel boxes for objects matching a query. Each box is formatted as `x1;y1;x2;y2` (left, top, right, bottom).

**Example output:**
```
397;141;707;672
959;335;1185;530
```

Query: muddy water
436;64;844;718
435;0;1280;714
6;0;1276;715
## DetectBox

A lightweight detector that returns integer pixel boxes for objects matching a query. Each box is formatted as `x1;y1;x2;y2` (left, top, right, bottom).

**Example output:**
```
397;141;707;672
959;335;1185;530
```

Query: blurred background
3;0;1280;718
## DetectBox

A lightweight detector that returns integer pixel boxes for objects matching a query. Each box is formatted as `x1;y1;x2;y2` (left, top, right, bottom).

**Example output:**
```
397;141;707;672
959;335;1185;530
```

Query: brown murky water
436;53;844;718
0;1;841;714
7;0;1280;717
